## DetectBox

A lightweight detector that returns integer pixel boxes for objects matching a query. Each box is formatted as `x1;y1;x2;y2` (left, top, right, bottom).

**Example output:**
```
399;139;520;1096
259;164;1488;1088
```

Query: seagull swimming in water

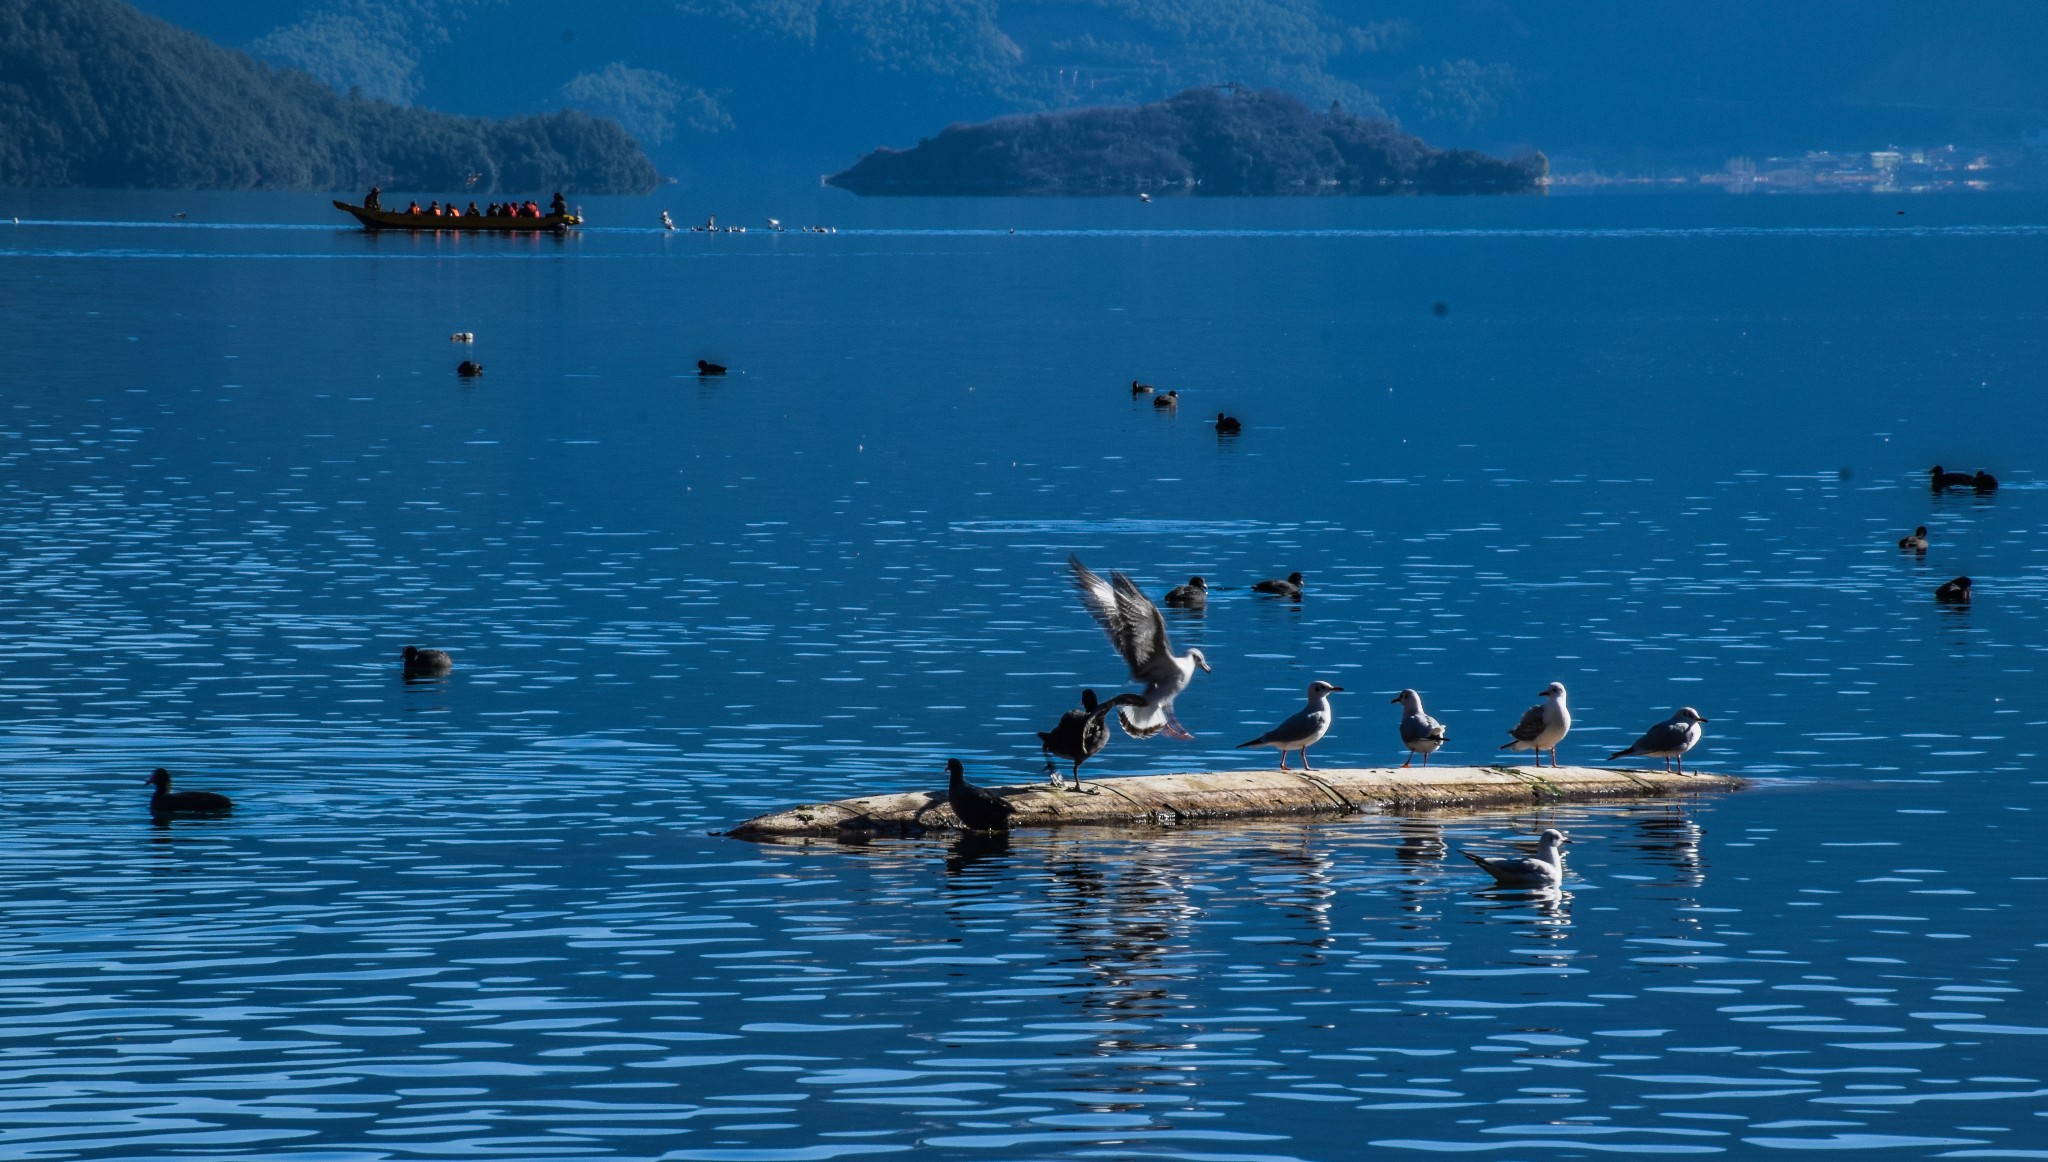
1391;688;1447;767
1237;680;1343;770
1038;688;1142;790
1500;682;1571;766
1462;828;1568;888
1609;707;1708;774
1067;556;1211;740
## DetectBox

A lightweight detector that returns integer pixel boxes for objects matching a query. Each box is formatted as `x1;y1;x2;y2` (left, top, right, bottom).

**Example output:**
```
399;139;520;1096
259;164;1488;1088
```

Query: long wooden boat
333;200;580;233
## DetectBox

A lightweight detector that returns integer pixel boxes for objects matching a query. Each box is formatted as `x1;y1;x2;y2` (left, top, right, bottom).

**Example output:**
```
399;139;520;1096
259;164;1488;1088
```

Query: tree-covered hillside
828;87;1543;196
134;0;2048;179
0;0;657;191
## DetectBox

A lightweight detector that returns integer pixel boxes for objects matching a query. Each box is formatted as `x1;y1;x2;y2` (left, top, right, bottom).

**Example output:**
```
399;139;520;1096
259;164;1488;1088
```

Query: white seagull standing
1610;707;1709;774
1237;680;1344;770
1391;688;1447;767
1499;681;1571;766
1068;556;1211;740
1462;828;1569;888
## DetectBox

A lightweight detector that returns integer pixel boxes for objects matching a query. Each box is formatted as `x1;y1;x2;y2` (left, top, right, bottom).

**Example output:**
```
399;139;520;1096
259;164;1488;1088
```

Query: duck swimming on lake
1163;576;1208;610
1899;525;1929;553
1153;389;1179;409
1930;465;1976;489
1500;682;1571;766
1130;379;1154;396
697;359;727;376
1974;471;1999;493
402;645;453;678
1463;828;1568;888
1251;571;1303;599
1214;412;1242;434
147;768;232;816
1609;706;1709;774
1237;680;1343;771
1936;576;1972;604
1068;555;1210;740
945;758;1016;832
456;360;483;378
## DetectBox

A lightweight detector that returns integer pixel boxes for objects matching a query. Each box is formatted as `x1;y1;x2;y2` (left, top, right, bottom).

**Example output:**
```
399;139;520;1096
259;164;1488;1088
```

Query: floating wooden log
725;764;1744;838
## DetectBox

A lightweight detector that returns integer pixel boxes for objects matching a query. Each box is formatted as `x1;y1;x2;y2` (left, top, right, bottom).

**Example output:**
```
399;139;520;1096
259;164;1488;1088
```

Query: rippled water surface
1;190;2045;1159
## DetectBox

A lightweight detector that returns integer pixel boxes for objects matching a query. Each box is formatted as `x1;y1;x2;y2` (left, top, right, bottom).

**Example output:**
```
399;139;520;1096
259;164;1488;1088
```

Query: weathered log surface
725;764;1744;838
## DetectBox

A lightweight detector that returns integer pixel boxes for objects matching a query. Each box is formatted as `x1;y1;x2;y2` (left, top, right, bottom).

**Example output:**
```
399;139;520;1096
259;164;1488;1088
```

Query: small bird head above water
1308;680;1344;698
1188;648;1211;673
1187;576;1207;590
146;767;171;788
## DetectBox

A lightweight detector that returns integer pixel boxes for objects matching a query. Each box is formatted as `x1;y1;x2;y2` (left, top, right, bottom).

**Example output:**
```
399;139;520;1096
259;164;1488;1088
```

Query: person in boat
550;192;568;217
407;200;421;215
428;201;442;216
524;199;541;217
365;186;383;210
466;201;481;217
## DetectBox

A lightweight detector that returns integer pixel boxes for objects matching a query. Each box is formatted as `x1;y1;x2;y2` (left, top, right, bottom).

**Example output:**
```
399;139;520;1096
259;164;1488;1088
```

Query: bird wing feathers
1506;703;1547;742
1400;712;1446;745
1238;706;1325;749
1069;556;1177;684
1613;718;1693;758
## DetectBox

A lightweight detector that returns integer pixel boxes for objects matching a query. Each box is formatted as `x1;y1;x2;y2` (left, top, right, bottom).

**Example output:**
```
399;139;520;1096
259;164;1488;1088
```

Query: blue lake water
1;189;2046;1159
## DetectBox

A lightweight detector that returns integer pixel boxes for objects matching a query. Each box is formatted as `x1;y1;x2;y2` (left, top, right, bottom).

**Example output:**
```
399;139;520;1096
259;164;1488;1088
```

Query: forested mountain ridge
828;88;1544;196
0;0;657;192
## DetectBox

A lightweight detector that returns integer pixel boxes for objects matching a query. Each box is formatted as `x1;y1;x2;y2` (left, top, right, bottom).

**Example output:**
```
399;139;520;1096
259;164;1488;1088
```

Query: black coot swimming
697;359;727;376
1935;576;1972;604
147;768;232;815
457;360;483;378
1214;412;1242;434
1163;576;1208;609
945;758;1016;831
1251;571;1304;599
402;645;454;678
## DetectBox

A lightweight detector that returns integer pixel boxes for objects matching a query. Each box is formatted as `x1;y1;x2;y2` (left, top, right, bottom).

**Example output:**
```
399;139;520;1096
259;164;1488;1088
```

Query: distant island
828;87;1546;197
0;0;657;194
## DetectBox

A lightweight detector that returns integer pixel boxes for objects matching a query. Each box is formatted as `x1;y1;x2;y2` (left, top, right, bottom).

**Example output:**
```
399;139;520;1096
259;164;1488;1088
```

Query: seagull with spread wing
1067;555;1211;740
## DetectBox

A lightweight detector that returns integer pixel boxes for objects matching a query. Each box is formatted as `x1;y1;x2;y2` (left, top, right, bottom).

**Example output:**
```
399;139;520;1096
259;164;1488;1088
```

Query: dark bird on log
1038;688;1142;791
945;758;1017;832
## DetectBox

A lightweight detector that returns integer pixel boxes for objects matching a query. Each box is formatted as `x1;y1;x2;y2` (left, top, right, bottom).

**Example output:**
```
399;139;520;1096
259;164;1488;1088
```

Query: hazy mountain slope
0;0;657;191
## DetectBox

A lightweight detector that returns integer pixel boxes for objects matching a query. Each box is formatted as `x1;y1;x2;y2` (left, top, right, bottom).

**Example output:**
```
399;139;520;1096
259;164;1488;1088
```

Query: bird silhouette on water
1251;571;1303;599
402;645;453;678
1929;465;1975;489
1214;412;1242;434
147;768;232;816
1162;576;1208;610
1973;471;1999;493
1038;688;1142;791
1130;379;1154;396
1898;525;1929;553
1153;389;1179;409
456;360;483;378
697;359;727;376
945;758;1017;832
1462;828;1568;888
1936;576;1972;604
